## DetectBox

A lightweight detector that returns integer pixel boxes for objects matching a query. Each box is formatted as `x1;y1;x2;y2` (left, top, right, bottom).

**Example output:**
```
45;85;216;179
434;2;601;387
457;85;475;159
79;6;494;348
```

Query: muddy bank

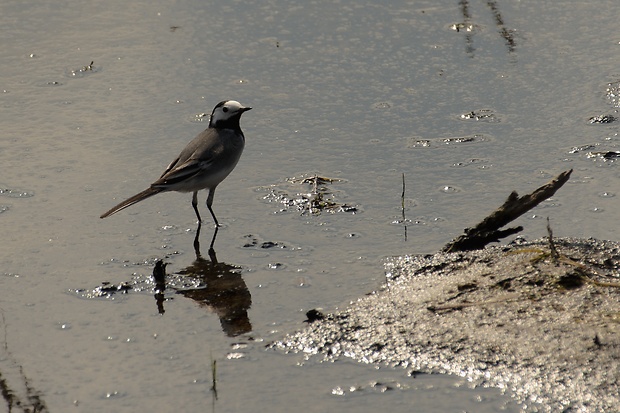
272;237;620;412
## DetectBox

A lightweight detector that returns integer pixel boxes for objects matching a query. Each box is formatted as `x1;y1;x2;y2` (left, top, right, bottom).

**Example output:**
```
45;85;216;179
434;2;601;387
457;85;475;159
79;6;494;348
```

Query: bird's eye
222;107;229;113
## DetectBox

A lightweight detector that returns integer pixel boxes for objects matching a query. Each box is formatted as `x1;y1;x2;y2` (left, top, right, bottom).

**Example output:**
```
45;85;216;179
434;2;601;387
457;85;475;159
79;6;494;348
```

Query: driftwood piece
442;169;573;252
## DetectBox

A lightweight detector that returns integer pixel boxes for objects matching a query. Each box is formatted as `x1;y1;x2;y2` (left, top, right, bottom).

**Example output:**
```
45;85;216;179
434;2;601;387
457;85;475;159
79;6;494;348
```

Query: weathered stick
442;169;573;252
401;173;407;242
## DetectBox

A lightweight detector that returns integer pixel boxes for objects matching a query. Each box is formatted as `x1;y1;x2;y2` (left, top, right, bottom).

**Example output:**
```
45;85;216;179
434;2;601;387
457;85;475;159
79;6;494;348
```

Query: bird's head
209;100;252;129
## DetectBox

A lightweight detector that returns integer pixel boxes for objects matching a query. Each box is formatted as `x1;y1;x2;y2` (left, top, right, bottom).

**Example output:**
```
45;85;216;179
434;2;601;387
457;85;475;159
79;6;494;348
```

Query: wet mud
273;237;620;412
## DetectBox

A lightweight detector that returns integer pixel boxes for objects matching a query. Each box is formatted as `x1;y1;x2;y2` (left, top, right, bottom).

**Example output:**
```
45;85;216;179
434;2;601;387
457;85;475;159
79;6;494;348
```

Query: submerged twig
547;217;559;265
402;173;407;242
210;357;218;399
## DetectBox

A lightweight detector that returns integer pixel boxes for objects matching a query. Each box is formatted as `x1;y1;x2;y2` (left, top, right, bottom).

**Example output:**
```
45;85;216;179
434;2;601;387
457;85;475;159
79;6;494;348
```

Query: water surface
1;0;619;411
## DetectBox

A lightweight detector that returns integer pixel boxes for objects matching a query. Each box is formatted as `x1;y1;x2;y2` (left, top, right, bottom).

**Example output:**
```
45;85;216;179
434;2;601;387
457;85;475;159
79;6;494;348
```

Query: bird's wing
152;158;206;187
159;157;181;179
157;128;224;180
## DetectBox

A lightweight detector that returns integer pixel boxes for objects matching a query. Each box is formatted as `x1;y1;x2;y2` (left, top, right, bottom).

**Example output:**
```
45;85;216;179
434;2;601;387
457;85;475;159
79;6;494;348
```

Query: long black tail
100;187;163;218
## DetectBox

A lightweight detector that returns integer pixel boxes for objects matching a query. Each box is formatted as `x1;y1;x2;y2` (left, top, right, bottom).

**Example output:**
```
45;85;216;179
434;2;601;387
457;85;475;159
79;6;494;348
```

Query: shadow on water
158;224;253;337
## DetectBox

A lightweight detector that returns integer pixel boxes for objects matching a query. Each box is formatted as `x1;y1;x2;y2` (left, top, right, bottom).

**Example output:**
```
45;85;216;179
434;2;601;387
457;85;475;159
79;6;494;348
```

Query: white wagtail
100;100;251;226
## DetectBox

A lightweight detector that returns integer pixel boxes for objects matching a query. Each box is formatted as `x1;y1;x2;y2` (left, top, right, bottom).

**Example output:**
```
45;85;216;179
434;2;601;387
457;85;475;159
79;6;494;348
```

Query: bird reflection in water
154;223;252;337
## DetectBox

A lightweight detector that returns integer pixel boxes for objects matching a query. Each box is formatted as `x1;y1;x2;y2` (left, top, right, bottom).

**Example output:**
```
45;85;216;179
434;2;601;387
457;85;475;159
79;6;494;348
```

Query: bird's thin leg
191;191;202;223
206;187;219;227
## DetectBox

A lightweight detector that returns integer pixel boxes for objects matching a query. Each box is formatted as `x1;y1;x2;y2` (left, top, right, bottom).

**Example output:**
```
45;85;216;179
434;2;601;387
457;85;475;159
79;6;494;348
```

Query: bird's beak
242;106;252;112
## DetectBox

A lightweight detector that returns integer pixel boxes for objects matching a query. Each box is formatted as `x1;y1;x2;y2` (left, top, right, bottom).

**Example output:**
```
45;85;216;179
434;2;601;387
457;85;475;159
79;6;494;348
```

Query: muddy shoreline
273;237;620;412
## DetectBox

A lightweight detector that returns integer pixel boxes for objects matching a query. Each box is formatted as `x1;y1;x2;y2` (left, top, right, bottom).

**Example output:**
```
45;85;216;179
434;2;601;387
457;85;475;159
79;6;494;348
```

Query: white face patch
211;100;246;124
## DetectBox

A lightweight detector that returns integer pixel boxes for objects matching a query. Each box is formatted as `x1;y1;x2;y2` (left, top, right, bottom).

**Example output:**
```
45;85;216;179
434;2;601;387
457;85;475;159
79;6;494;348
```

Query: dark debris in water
586;150;620;161
70;264;203;300
568;144;597;154
449;22;479;33
408;138;431;148
458;109;500;123
407;134;488;148
0;185;34;198
372;101;391;110
71;280;136;299
66;60;99;78
242;234;297;250
289;175;341;186
259;174;359;215
567;144;620;162
442;136;475;144
98;281;132;295
602;151;620;159
588;114;617;124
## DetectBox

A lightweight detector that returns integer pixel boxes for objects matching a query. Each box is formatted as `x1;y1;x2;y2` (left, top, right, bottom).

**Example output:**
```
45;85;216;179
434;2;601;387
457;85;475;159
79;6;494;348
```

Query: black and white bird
100;100;251;226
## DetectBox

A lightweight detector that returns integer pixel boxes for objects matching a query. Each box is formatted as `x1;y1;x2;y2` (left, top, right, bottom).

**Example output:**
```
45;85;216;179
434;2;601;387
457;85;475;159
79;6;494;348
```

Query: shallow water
1;0;619;411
